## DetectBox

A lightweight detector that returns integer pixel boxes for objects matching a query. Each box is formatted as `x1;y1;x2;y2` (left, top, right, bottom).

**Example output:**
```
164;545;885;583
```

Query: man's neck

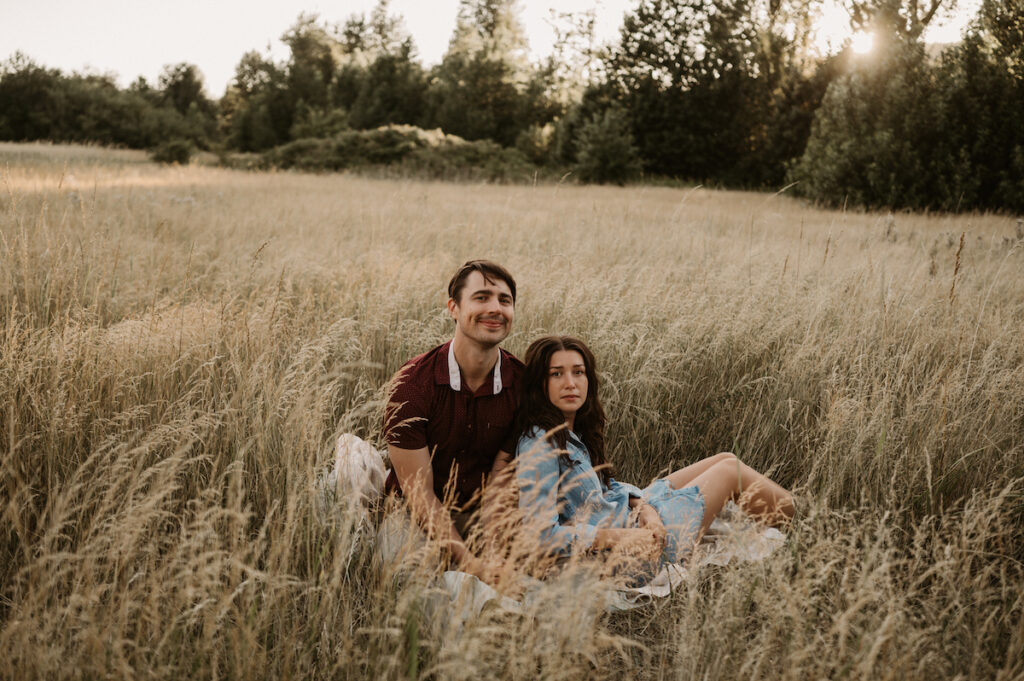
451;333;500;393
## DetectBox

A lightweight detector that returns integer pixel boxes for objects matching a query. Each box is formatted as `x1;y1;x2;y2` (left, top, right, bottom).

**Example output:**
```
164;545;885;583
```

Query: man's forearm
405;484;472;565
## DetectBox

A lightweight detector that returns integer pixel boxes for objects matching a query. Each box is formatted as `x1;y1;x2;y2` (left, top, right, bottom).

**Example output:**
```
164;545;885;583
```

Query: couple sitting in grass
382;260;793;587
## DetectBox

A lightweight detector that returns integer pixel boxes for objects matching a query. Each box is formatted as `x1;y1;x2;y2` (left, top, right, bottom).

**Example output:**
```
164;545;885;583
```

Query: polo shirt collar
447;341;503;395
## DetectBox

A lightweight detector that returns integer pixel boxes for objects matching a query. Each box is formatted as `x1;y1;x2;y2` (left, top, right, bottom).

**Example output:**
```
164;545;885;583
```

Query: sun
850;31;875;54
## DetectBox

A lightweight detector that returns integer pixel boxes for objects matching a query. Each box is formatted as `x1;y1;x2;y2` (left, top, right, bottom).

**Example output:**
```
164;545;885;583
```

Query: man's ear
446;297;458;321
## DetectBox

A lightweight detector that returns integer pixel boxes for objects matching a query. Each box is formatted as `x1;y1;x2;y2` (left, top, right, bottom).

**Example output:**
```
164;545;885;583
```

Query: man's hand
461;555;523;598
389;444;476;564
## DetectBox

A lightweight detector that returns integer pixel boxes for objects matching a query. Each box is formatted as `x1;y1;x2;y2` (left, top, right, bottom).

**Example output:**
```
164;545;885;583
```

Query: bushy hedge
790;34;1024;213
0;54;214;150
572;106;641;185
150;139;194;164
260;125;539;182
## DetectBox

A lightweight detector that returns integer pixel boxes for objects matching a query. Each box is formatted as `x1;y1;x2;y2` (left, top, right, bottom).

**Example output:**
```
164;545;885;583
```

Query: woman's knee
706;458;747;493
711;451;739;466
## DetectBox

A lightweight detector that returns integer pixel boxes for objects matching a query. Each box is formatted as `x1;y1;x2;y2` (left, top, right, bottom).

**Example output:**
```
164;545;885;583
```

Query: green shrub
261;124;538;181
514;123;554;165
790;30;1024;213
288;102;349;140
572;106;641;185
150;139;193;164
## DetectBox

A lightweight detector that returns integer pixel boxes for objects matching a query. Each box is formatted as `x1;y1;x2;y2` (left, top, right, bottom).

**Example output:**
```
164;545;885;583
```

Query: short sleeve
383;364;430;450
516;429;598;555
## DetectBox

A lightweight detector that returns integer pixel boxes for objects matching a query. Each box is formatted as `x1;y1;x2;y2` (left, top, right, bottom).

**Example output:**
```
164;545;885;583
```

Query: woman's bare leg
675;454;794;535
665;452;741;490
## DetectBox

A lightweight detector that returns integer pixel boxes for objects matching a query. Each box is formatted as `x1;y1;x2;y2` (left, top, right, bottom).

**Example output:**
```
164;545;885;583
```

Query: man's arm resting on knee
481;449;515;526
388;444;480;571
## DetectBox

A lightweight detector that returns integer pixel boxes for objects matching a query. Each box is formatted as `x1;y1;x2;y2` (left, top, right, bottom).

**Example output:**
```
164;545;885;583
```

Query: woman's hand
608;528;663;564
635;504;667;549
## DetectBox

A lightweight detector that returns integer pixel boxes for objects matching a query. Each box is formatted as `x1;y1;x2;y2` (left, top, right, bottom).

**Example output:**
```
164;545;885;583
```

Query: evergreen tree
157;63;212;117
573;105;641;184
604;0;827;185
428;0;550;146
221;50;292;151
791;0;1022;211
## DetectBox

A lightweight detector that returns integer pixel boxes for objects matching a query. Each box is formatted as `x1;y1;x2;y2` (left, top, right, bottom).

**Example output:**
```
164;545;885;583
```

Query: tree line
1;0;1020;212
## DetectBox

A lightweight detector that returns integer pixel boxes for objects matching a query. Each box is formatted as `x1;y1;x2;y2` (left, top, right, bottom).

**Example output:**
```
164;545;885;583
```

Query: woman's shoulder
515;425;549;454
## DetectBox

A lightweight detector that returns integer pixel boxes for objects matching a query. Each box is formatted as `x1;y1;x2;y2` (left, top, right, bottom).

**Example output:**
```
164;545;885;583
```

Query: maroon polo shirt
383;340;522;509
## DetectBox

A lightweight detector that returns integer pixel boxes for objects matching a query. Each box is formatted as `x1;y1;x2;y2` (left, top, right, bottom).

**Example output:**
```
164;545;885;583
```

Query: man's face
448;270;514;347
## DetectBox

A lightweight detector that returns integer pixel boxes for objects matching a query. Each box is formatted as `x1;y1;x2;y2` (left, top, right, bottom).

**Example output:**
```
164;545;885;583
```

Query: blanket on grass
316;434;785;618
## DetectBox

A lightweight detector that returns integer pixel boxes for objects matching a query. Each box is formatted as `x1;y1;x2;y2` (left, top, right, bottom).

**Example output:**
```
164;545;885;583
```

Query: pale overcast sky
0;1;978;97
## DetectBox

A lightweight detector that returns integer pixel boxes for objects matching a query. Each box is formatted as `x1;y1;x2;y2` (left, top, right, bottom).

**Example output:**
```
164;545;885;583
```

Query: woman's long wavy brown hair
513;336;613;485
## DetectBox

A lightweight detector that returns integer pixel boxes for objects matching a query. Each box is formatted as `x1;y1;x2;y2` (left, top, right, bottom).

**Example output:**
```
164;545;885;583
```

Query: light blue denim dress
515;427;705;564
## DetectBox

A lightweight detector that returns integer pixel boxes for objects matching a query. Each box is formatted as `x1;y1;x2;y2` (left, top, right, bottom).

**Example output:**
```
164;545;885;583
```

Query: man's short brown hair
447;260;517;303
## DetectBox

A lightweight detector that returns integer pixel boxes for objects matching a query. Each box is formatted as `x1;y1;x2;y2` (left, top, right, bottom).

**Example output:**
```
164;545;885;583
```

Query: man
382;260;522;584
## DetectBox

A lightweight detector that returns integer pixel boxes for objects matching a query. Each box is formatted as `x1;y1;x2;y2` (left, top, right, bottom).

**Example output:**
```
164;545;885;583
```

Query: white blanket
431;502;784;617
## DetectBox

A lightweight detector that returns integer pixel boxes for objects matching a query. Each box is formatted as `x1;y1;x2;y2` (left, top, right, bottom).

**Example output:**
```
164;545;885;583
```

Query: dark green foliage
0;53;214;149
281;14;337;110
425;0;556;146
348;45;428;129
789;43;943;209
402;134;536;181
514;123;554;165
289;102;349;139
264;126;424;169
427;54;528;146
261;125;536;181
790;8;1024;213
158;63;214;117
0;54;63;140
572;106;641;185
221;6;429;151
150;139;194;164
2;0;1020;210
980;0;1024;78
604;0;829;187
221;51;293;151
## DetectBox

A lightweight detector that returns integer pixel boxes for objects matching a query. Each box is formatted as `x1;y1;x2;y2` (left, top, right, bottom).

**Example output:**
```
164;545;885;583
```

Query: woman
512;336;794;568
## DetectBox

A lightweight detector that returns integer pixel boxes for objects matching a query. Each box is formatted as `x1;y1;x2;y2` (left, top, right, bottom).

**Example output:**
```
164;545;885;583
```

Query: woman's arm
628;497;667;548
516;433;599;555
592;527;663;562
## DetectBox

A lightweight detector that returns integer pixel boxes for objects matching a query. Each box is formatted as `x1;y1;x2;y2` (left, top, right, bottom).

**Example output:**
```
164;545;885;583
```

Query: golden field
1;141;1022;680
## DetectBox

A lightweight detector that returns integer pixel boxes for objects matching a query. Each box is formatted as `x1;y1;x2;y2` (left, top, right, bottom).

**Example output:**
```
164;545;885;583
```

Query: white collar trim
447;341;502;394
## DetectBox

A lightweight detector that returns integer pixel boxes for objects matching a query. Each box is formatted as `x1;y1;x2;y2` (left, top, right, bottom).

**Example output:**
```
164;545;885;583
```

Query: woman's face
546;349;588;422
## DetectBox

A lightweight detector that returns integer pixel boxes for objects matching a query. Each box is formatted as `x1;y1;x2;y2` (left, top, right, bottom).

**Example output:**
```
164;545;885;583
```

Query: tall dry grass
1;142;1022;680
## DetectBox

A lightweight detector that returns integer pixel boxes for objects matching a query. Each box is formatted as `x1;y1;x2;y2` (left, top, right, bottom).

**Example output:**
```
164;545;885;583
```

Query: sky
0;0;980;97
